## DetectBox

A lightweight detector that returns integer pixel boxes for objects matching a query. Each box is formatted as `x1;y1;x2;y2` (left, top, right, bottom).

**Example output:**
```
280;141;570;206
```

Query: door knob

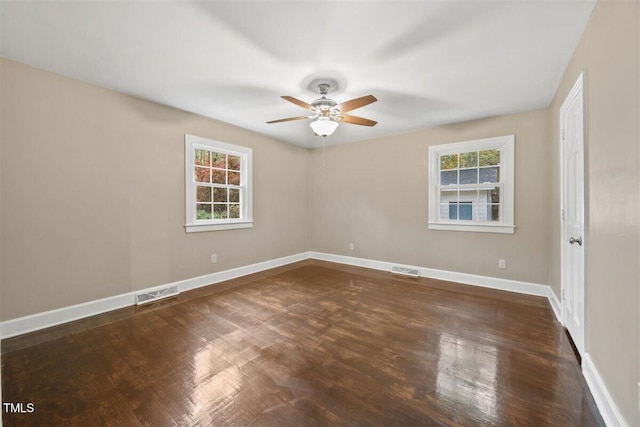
569;236;583;245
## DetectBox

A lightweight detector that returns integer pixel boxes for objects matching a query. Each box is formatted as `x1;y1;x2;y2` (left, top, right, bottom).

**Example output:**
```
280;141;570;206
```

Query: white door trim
559;71;586;354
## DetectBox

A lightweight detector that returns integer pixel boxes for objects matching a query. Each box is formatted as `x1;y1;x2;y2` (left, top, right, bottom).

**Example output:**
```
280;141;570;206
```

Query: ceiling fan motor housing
312;83;339;115
312;97;338;112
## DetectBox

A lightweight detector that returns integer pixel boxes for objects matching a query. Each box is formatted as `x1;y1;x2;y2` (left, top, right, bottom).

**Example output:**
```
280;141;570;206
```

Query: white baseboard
547;287;562;323
0;251;553;339
583;353;630;427
310;252;549;297
0;252;311;339
0;292;135;341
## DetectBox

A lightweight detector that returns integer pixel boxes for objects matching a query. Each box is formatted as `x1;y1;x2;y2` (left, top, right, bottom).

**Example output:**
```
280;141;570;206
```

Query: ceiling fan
267;83;377;137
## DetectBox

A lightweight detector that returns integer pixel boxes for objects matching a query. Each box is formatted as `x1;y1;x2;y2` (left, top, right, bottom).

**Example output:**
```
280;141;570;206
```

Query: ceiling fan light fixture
310;117;339;137
267;83;377;137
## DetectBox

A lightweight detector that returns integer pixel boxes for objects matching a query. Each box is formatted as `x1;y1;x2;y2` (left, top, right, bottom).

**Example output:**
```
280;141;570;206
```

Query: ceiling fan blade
339;114;377;127
266;115;310;124
281;96;313;111
338;95;377;113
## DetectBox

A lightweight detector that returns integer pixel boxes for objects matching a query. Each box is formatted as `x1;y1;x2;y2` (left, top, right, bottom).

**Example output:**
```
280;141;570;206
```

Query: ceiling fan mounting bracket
306;77;340;95
317;83;330;96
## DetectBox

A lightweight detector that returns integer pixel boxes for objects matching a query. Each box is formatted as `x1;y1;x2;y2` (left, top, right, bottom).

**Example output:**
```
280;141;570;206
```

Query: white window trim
428;135;515;234
185;134;253;233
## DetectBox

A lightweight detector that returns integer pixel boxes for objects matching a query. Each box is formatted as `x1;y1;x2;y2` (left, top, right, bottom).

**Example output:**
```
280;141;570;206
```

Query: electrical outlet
349;243;354;250
499;259;506;269
211;254;217;264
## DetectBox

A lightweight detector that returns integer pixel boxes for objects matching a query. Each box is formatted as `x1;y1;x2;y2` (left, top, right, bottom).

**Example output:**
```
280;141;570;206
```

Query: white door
560;73;585;355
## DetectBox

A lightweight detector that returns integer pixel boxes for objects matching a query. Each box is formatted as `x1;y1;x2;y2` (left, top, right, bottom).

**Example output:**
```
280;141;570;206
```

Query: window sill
428;222;515;234
185;221;253;233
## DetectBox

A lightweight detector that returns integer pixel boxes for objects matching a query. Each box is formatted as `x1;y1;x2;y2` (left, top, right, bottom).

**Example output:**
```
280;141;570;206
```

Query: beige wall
0;58;311;320
548;1;639;424
310;109;550;285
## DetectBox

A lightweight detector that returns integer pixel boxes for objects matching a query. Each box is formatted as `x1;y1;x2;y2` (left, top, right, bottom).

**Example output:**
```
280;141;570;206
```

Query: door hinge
561;128;565;140
562;288;565;299
562;209;566;221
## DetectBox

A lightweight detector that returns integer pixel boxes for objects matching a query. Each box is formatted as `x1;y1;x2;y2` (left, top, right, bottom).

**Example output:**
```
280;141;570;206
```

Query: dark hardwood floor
2;260;604;426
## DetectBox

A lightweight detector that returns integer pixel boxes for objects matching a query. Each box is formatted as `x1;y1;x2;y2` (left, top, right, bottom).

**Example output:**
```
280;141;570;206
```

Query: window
428;135;515;233
185;134;252;233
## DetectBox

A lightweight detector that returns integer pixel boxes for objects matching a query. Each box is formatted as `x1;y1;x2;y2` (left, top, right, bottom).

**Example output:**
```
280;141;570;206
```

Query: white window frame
428;135;515;234
185;134;253;233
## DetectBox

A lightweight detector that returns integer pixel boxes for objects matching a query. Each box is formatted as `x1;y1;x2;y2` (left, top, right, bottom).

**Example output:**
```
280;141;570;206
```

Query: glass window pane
479;149;500;166
459;152;478;168
212;169;226;184
212;152;226;168
229;204;240;219
440;188;457;200
458;202;473;220
448;202;473;220
196;186;211;202
440;203;450;220
213;187;227;202
229;188;240;203
228;171;240;186
448;203;458;220
489;187;500;203
440;154;458;170
458;189;476;198
440;170;457;185
197;204;212;220
195;167;210;183
459;169;478;184
459;190;478;220
213;204;228;219
228;155;241;171
195;149;210;166
487;204;499;221
479;167;499;183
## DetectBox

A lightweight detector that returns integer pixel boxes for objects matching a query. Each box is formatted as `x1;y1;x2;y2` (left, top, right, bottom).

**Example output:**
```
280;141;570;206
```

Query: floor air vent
136;285;179;305
391;266;420;277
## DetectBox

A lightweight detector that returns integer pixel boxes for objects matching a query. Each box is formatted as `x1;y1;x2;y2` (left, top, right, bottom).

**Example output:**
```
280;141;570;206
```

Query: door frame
559;71;587;355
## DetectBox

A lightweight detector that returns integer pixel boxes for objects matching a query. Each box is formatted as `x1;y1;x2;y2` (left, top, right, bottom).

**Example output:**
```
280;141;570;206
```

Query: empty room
1;1;638;426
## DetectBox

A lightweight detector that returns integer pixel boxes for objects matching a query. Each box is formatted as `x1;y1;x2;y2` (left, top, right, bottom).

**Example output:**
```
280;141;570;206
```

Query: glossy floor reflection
2;260;604;426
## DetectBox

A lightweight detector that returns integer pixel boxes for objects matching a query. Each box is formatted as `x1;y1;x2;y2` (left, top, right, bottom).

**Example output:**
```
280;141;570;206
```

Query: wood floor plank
2;260;604;426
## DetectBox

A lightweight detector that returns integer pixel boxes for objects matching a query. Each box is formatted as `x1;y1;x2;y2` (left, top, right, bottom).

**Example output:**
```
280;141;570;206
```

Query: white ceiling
0;1;595;148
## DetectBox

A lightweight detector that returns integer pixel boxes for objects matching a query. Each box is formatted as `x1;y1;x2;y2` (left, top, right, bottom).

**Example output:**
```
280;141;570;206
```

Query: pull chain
322;136;327;167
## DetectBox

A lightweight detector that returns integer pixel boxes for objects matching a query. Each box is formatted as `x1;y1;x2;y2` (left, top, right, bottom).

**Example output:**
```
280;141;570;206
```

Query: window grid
428;135;514;234
194;148;243;221
437;149;501;223
185;134;253;233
